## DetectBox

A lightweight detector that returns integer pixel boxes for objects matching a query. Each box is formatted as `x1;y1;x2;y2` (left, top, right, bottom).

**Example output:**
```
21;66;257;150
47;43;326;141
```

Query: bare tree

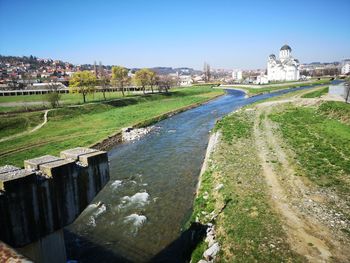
203;62;211;82
157;75;174;93
45;80;61;108
98;62;110;100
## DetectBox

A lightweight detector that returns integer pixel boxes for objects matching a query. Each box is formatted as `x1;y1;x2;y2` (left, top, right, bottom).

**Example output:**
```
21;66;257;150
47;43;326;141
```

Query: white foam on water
124;213;147;228
93;203;107;218
83;201;102;215
87;216;96;227
118;192;150;208
111;180;123;190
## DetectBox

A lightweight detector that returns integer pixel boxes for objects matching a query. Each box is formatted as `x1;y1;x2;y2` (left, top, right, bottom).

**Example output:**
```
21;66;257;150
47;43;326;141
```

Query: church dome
280;44;292;51
269;54;276;59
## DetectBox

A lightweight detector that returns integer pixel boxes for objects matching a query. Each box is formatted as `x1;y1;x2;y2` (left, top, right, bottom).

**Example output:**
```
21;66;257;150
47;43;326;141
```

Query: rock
214;183;224;191
122;126;155;142
203;242;220;261
205;233;216;247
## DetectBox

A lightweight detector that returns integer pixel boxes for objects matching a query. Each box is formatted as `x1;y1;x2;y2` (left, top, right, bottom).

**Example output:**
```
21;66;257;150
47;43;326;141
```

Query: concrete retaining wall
0;147;109;248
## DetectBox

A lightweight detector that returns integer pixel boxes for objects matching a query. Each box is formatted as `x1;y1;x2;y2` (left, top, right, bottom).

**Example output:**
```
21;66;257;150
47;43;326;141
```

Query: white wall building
232;70;243;81
179;75;193;86
255;74;269;84
267;45;300;82
341;62;350;75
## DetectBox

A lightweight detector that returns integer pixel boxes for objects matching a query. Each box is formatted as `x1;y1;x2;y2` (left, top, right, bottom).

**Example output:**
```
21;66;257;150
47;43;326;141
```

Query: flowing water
65;83;336;262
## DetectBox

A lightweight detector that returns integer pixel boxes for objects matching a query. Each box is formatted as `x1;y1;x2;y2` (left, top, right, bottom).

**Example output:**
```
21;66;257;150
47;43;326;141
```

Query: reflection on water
66;84;329;262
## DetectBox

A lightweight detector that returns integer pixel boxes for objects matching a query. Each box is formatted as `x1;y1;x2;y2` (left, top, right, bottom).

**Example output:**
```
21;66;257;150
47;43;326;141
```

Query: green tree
134;68;152;94
69;71;97;103
111;66;130;96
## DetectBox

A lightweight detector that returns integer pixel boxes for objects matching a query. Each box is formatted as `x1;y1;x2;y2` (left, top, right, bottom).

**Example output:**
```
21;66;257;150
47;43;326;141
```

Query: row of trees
69;67;174;103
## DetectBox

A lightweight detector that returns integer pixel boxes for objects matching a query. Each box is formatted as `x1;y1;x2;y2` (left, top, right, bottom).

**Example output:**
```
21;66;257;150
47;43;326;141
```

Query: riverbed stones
196;223;220;262
122;126;155;142
203;242;220;261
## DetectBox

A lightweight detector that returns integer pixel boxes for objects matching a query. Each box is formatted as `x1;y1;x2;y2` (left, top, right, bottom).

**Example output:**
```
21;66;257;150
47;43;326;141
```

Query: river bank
191;89;350;262
0;87;224;167
91;92;224;151
64;83;337;262
219;78;331;97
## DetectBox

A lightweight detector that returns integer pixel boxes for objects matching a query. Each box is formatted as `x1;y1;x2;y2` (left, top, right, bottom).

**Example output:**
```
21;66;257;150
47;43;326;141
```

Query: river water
65;84;334;262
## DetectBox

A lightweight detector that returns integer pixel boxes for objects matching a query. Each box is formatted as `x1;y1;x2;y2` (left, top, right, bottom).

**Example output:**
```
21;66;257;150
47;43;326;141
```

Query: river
65;83;335;262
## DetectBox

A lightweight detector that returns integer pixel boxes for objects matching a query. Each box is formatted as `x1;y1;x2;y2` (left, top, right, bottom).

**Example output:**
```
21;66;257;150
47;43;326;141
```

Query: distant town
1;54;349;92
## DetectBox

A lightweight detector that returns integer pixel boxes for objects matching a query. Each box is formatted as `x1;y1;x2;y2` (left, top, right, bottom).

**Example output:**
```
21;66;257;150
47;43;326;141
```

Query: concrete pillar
0;147;110;263
17;230;66;263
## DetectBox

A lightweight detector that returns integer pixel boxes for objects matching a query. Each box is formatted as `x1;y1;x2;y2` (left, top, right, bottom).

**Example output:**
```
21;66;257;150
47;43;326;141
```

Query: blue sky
0;0;349;69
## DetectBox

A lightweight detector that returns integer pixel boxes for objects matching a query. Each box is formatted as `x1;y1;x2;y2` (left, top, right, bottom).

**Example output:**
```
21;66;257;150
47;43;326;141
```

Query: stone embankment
195;132;221;263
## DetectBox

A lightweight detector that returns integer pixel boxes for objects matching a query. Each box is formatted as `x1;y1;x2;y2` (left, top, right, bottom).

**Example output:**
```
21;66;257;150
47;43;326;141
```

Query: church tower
279;44;291;62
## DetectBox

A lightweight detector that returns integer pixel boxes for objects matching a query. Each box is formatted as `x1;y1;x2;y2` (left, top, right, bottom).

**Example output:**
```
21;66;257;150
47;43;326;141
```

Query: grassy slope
0;111;44;138
269;101;350;194
192;112;304;262
301;86;329;98
235;79;331;96
0;87;224;167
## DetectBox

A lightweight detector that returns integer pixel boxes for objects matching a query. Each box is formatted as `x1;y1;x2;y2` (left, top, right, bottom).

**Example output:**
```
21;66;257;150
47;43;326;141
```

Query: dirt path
0;109;50;143
252;100;350;262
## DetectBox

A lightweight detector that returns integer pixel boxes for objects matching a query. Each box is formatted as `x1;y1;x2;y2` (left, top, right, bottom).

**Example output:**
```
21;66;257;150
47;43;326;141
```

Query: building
267;45;300;81
232;70;243;81
255;74;269;84
178;75;193;86
341;60;350;75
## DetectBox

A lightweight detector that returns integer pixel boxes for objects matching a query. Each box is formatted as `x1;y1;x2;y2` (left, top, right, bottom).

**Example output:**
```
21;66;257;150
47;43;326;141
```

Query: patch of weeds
318;101;350;125
215;112;253;143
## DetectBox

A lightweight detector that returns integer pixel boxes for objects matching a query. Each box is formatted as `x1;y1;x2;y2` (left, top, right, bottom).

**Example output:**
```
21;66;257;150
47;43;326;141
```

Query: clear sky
0;0;349;69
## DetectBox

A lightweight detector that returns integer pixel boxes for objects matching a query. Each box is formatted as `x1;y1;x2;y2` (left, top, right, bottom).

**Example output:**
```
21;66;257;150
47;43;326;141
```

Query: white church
267;45;300;82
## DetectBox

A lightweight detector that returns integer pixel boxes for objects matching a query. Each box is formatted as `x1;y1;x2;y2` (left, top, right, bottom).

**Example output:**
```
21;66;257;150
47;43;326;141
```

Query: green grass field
301;86;329;98
0;90;127;104
0;87;224;167
0;111;44;138
269;101;350;194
